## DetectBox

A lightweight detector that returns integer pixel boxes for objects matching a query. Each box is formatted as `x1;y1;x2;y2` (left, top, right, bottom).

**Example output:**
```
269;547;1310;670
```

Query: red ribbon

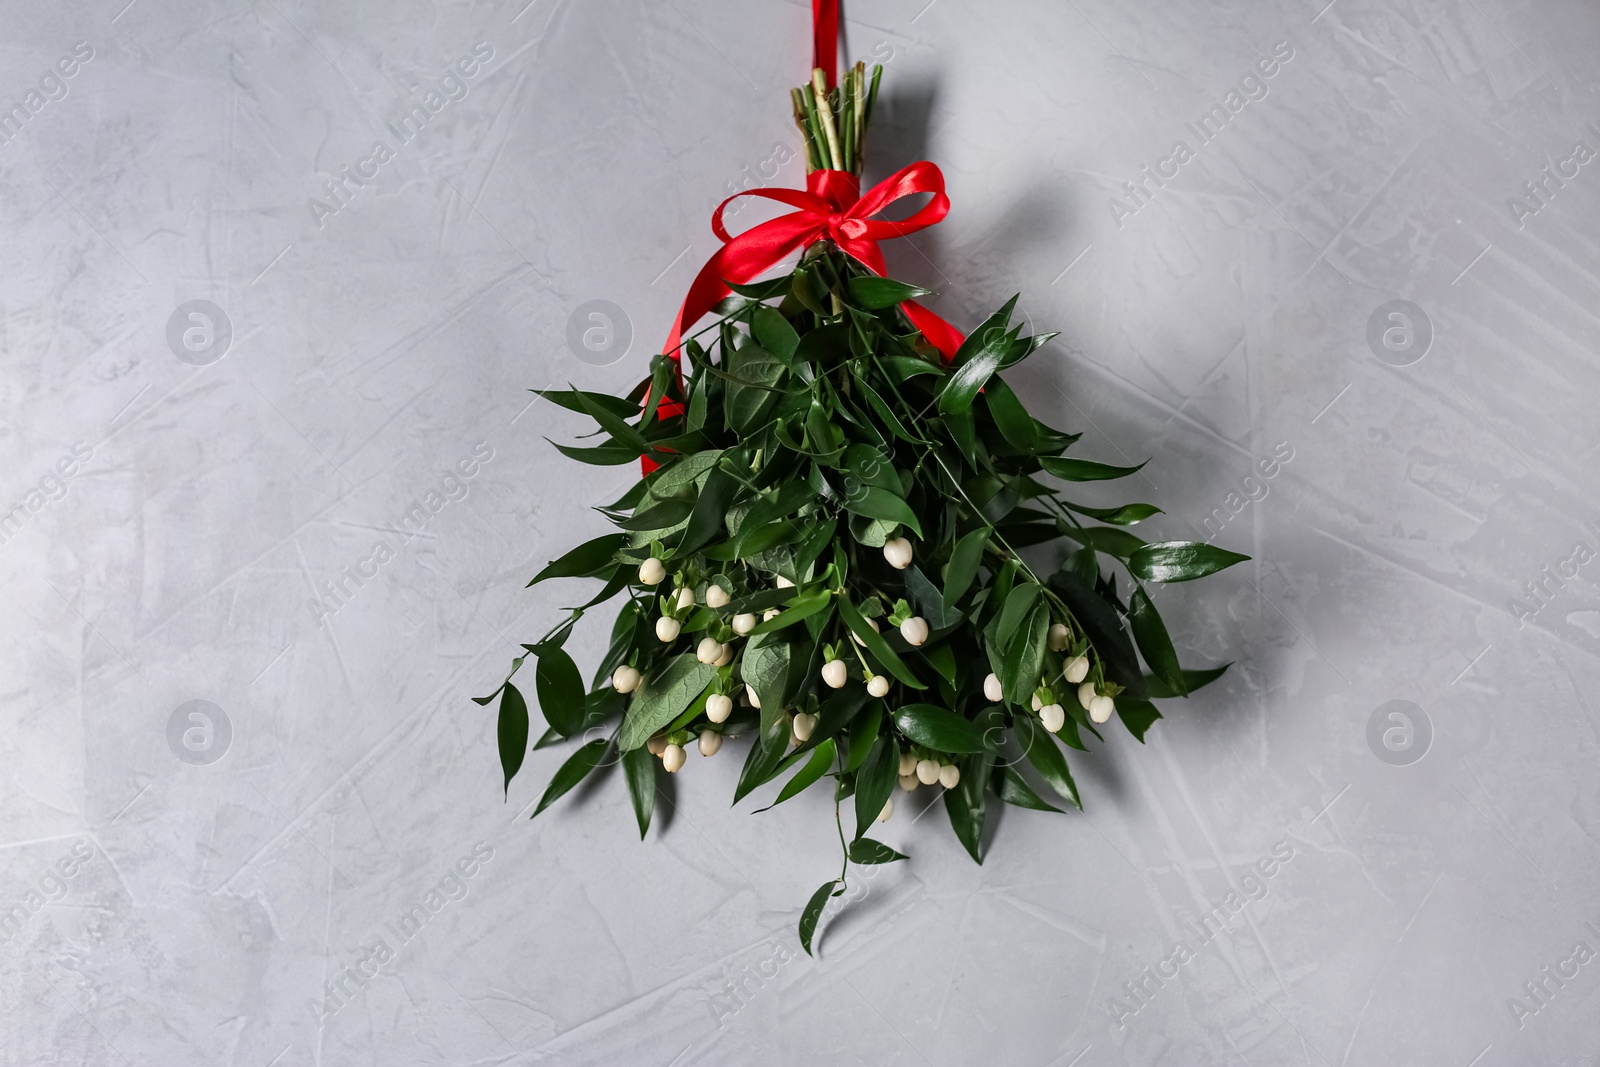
640;0;964;473
812;0;839;85
660;163;964;366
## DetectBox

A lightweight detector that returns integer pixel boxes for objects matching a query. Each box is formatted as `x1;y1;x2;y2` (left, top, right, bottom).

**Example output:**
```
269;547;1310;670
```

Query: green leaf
621;744;656;838
943;526;990;607
842;486;923;538
614;498;695;532
982;377;1039;453
734;713;794;803
570;387;649;454
1067;501;1162;525
531;738;610;817
943;753;991;863
536;388;642;421
950;295;1018;366
497;683;529;798
549;440;641;466
845;702;883;773
742;631;796;732
848;837;908;863
767;738;838;808
527;533;626;586
1000;602;1049;706
749;589;834;635
618;655;719;751
846;276;934;309
675;467;738;555
853;736;898;840
751;305;800;362
1128;586;1184;696
937;325;1016;416
1047;572;1146;701
892;705;990;754
724;349;787;435
1039;456;1147;482
799;879;842;956
1117;698;1163;741
533;646;585;737
1128;541;1250;583
1142;663;1231;699
991;763;1063;812
727;274;792;300
1016;716;1081;809
1060;523;1147;560
838;595;925;690
995;581;1041;650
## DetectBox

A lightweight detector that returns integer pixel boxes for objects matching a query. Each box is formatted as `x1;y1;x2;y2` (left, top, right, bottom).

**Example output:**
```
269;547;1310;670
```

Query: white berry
1064;655;1089;684
877;798;894;822
744;684;761;708
852;618;880;646
792;712;817;742
867;675;890;698
706;694;733;723
732;613;757;635
696;637;722;664
655;617;682;642
1030;692;1043;712
775;574;794;589
915;759;940;785
898;752;917;776
611;665;641;694
899;773;918;792
675;586;696;611
762;607;780;621
1040;704;1066;733
638;557;666;585
698;731;722;757
938;764;961;789
983;672;1003;702
900;617;929;646
705;584;730;608
1089;695;1115;724
662;743;686;773
1078;681;1097;710
714;643;733;666
1047;622;1070;652
646;735;667;756
821;660;848;689
882;537;913;570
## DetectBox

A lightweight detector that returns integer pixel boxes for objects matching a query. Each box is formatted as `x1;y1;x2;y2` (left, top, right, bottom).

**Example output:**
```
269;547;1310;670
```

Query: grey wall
4;0;1600;1064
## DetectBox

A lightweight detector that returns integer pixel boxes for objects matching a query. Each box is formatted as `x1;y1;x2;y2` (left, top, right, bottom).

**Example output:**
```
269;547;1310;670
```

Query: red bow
661;162;965;365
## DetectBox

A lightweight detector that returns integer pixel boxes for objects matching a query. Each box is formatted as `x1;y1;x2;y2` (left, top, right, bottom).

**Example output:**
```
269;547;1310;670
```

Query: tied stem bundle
790;61;882;174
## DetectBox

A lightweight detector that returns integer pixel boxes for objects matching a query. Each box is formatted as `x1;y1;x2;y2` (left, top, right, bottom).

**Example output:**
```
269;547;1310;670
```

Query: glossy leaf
853;736;897;841
527;533;626;587
1142;663;1231;699
846;276;933;309
892;705;990;754
943;753;991;863
767;738;838;808
848;837;908;863
1016;715;1081;809
991;763;1063;813
943;526;990;608
621;744;656;838
533;646;586;737
1039;456;1147;482
1128;586;1184;696
1128;541;1250;583
497;683;529;797
838;596;925;690
1117;698;1163;742
799;879;842;956
531;738;609;818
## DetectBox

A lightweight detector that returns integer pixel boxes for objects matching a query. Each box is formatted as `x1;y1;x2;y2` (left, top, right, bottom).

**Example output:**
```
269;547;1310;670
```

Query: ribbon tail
901;300;965;363
812;0;839;85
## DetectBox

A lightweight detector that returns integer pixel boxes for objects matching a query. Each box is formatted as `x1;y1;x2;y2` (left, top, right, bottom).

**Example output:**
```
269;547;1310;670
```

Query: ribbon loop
662;162;963;364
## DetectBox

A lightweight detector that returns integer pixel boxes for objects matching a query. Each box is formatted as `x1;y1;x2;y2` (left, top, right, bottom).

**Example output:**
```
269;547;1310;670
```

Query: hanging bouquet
478;37;1247;954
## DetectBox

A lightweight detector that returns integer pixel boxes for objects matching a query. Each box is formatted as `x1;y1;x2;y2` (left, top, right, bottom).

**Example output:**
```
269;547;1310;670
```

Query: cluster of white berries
820;658;890;697
648;726;725;771
1079;681;1114;724
898;749;960;791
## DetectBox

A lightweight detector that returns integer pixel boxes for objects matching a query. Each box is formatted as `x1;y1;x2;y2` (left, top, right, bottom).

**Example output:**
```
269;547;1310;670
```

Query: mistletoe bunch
480;64;1247;954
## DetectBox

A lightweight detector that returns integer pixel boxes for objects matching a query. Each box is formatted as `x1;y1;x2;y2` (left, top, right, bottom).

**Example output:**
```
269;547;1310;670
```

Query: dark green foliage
484;244;1246;949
